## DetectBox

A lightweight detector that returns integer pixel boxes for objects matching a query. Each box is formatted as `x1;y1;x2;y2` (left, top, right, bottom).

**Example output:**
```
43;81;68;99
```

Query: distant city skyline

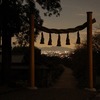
35;0;100;49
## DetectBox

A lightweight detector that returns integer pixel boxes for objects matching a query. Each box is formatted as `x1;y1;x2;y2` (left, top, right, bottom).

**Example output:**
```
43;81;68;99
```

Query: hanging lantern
66;33;70;45
40;32;44;44
76;31;80;44
57;34;61;46
48;33;52;45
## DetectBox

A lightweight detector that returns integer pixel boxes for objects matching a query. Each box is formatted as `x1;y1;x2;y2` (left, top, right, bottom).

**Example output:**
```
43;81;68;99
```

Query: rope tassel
76;31;80;44
40;32;44;44
66;33;70;45
57;34;61;46
48;33;52;45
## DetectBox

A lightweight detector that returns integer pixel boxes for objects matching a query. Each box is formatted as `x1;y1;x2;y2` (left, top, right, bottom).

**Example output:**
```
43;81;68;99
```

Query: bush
69;33;100;88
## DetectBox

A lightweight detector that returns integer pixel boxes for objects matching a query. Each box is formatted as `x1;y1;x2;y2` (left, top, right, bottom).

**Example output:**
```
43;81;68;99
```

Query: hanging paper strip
76;31;80;44
48;33;52;45
57;34;61;46
66;33;70;45
40;32;44;44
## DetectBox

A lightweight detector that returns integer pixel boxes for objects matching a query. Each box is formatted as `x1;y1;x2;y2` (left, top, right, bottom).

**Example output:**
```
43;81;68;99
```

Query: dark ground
0;66;100;100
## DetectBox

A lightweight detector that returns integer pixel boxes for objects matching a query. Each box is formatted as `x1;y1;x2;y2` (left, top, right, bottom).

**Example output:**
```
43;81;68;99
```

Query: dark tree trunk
1;30;11;85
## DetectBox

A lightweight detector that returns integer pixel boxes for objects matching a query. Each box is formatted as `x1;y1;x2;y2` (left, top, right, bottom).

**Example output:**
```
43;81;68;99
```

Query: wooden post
83;12;96;100
29;14;35;88
87;12;93;89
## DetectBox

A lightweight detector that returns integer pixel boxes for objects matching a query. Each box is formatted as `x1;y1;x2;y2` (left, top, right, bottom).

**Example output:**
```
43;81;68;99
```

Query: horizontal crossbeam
36;18;96;33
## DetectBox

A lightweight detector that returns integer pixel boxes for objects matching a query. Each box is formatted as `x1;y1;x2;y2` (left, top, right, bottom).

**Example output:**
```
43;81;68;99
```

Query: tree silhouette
0;0;62;84
69;33;100;88
0;0;96;85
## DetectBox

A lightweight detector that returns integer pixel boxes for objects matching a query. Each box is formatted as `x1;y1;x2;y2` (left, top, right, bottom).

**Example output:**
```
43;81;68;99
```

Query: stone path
0;65;86;100
51;65;78;88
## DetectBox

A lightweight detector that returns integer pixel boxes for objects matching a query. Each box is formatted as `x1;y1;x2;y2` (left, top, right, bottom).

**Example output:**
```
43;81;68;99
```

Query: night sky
35;0;100;49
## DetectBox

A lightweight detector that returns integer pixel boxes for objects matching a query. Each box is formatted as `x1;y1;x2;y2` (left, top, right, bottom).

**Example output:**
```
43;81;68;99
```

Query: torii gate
29;12;96;91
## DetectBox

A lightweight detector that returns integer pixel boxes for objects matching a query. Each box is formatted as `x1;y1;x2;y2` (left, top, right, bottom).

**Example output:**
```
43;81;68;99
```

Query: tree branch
36;18;96;33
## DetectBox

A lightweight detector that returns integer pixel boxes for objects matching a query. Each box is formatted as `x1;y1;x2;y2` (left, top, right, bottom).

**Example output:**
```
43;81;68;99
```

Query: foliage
1;0;61;34
92;33;100;52
1;0;42;36
0;0;62;47
69;46;88;88
11;47;64;87
69;33;100;88
36;0;62;17
12;33;30;47
0;0;62;85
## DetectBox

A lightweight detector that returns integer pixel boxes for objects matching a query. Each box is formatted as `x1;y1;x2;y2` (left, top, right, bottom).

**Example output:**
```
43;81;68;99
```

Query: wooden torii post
29;12;96;89
84;12;96;100
87;12;94;89
29;14;36;89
